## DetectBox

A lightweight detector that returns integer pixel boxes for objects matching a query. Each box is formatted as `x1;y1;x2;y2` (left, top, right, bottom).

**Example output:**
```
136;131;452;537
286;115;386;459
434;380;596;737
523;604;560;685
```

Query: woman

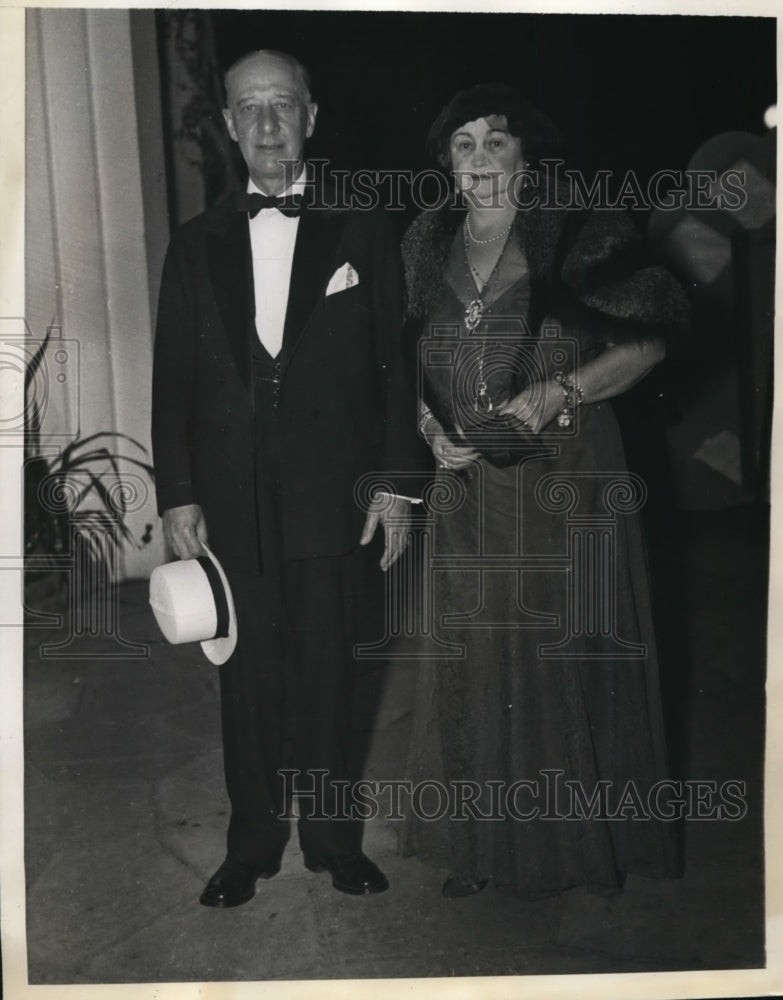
399;83;688;900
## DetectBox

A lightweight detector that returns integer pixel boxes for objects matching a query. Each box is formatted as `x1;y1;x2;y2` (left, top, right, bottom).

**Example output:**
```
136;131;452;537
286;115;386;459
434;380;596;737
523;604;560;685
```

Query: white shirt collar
247;166;307;199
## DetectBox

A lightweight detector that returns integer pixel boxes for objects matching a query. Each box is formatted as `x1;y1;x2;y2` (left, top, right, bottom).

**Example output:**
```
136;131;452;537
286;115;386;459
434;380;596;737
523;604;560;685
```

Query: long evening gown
400;230;681;898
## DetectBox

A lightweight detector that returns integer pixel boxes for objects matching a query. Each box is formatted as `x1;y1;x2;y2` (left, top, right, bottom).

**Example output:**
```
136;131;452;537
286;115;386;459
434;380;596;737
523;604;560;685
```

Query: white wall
26;9;167;580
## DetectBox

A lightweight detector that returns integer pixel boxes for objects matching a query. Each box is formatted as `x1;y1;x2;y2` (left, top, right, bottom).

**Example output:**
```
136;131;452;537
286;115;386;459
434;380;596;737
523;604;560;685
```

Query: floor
21;505;766;984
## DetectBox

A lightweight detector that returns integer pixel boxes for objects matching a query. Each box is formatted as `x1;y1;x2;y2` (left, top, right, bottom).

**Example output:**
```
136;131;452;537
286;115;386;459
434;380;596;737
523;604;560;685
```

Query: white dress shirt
248;174;306;358
245;171;420;506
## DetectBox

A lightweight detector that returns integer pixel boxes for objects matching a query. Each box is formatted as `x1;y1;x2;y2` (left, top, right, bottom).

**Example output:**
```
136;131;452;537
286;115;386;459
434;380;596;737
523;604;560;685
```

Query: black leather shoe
441;874;488;899
199;856;281;908
304;852;389;895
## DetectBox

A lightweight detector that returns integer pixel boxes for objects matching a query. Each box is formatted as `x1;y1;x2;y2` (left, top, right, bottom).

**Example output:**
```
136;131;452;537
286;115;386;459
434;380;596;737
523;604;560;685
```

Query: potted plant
24;327;155;612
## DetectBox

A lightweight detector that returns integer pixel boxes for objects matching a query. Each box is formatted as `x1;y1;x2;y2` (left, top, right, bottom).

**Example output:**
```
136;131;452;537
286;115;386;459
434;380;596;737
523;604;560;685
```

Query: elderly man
152;49;417;906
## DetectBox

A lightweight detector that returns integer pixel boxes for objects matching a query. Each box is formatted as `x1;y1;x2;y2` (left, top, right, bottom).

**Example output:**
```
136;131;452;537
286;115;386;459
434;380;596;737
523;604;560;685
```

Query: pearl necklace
465;214;513;245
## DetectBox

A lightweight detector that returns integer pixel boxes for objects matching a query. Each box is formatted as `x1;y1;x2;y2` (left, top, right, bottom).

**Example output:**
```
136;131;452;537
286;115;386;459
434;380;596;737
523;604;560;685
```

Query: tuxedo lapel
281;197;346;358
206;208;254;390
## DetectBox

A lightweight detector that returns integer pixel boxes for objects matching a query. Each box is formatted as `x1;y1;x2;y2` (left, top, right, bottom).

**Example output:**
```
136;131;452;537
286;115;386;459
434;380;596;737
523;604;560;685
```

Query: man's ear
223;108;238;142
306;103;318;139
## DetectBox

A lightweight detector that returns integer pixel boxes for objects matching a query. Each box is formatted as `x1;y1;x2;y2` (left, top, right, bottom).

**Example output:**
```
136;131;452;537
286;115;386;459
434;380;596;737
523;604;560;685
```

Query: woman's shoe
441;874;488;899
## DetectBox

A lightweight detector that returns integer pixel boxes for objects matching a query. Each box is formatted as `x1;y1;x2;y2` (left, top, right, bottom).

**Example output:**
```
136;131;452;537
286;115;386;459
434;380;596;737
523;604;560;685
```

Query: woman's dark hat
426;82;565;167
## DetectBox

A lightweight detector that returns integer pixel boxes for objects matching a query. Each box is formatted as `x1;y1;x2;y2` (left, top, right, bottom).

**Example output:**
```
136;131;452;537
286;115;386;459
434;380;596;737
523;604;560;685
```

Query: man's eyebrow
237;90;298;102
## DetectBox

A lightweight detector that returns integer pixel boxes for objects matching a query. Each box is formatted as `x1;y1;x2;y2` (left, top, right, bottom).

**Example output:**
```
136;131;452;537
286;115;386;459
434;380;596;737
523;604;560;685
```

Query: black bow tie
236;191;304;218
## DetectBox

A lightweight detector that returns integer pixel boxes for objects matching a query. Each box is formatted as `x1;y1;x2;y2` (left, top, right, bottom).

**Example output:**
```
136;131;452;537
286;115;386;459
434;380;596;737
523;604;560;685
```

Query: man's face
223;53;317;195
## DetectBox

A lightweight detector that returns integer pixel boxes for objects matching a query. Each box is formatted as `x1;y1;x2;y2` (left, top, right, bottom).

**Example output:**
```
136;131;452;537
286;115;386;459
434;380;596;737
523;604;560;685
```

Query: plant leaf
24;326;52;393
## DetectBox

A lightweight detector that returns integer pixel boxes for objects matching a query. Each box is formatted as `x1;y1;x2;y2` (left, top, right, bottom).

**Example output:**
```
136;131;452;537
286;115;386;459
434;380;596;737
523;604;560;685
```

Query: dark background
208;10;775;202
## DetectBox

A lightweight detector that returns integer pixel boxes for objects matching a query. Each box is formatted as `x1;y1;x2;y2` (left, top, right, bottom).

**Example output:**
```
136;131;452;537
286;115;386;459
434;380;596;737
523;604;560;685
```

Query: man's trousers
216;344;382;867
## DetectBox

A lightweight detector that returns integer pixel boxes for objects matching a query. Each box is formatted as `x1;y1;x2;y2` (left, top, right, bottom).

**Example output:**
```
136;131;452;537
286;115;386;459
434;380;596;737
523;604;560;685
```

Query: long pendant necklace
463;220;512;412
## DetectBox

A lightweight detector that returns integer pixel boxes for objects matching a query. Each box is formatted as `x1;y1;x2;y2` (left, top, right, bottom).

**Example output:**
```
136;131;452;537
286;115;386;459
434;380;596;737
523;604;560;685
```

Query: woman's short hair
426;82;564;168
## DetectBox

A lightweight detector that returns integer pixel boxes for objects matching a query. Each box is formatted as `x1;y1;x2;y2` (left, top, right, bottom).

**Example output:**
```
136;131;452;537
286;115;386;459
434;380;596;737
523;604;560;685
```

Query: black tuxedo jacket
151;185;419;573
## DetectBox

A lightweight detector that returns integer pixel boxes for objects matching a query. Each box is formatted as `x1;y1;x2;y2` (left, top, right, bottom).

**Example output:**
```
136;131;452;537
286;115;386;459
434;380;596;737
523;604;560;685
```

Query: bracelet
418;403;435;437
553;371;583;428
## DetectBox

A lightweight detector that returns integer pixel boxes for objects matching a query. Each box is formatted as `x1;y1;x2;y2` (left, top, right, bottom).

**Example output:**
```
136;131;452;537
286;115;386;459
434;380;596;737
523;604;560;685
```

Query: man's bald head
224;50;312;107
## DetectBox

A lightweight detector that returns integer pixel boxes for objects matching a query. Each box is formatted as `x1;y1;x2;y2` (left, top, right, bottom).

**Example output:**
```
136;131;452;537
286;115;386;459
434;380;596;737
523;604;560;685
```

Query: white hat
148;543;237;665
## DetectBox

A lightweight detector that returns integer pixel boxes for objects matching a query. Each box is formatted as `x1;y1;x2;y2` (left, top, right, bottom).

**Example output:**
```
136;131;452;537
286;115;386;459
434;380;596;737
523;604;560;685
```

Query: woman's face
448;114;525;206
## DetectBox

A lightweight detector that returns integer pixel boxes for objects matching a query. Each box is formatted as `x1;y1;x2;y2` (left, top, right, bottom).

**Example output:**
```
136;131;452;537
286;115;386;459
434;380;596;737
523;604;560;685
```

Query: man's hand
360;494;412;572
162;503;208;560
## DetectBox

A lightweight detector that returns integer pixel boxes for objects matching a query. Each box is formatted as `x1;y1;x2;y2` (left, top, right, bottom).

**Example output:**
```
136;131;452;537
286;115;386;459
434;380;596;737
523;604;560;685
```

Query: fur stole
401;190;690;343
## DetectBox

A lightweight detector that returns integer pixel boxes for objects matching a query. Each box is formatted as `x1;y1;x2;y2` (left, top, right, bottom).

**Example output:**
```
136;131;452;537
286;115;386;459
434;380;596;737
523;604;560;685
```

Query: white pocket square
325;262;359;297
